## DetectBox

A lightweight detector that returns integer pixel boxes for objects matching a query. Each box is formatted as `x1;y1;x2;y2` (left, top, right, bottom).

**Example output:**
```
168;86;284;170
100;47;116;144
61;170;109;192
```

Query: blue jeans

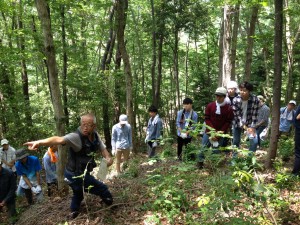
233;127;258;153
256;125;267;147
64;169;113;212
198;133;226;162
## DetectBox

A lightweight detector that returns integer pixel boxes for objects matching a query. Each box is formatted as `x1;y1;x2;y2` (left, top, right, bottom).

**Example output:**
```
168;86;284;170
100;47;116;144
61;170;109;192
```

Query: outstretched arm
24;136;66;150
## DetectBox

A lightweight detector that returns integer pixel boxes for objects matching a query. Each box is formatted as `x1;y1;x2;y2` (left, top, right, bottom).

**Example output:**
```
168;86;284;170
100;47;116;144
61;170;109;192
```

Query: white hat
119;114;128;124
215;87;227;96
289;100;296;105
227;81;238;89
1;139;8;146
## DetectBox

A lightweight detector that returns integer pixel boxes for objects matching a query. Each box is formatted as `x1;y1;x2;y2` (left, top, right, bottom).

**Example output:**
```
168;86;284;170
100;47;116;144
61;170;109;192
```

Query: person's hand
106;157;113;167
180;133;187;139
35;185;42;193
31;187;39;194
24;141;40;150
152;142;158;148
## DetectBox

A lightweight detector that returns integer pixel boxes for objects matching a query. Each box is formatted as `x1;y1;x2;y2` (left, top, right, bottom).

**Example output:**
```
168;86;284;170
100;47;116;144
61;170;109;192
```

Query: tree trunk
230;3;240;81
150;0;156;106
244;5;259;81
35;0;67;192
155;33;163;108
218;9;224;83
265;0;283;169
174;28;180;108
60;4;69;128
115;0;136;152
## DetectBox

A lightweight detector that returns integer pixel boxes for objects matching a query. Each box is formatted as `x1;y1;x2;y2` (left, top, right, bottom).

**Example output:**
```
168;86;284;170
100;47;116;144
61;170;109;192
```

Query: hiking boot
103;197;113;206
197;161;204;169
69;211;79;219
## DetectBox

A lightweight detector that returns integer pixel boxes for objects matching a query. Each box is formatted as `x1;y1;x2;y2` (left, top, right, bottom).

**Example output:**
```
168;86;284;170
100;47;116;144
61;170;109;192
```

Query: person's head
80;113;96;136
119;114;128;126
183;98;193;111
287;100;296;111
215;87;227;104
16;149;29;164
148;105;158;118
49;145;58;153
257;95;265;107
1;139;9;151
239;81;253;100
226;80;238;97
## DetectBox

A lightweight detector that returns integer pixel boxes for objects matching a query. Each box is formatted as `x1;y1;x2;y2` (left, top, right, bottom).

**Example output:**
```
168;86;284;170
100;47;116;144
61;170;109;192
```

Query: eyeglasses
81;123;94;129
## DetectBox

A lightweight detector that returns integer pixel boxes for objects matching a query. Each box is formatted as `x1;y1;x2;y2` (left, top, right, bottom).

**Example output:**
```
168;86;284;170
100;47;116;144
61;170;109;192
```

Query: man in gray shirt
24;113;113;219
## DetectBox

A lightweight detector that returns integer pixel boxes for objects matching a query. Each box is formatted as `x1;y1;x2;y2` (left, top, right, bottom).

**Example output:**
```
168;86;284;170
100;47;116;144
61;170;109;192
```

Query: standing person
0;139;17;174
279;100;296;136
145;105;163;158
43;145;58;197
176;98;198;161
111;114;132;174
255;95;270;147
292;105;300;176
226;80;239;106
198;87;234;168
0;158;17;225
232;81;259;153
24;113;113;219
15;149;43;205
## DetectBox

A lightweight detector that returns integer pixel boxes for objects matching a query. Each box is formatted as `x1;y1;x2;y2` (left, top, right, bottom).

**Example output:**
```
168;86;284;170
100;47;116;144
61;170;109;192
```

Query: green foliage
277;138;294;161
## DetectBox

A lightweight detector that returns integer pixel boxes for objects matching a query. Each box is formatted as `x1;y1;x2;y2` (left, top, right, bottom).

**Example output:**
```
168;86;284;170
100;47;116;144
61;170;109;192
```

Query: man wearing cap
279;100;296;136
232;81;259;153
226;80;239;106
111;114;132;174
255;95;270;147
0;139;17;174
176;98;198;160
198;87;234;168
15;149;43;205
145;105;163;158
0;158;17;224
23;113;113;219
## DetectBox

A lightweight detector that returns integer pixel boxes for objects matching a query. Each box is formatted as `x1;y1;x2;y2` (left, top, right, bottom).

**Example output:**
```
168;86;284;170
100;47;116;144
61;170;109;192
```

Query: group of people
1;80;300;223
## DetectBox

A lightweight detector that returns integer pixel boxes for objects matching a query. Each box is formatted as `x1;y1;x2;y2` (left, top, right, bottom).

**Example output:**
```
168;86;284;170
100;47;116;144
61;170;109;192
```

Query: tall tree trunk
61;4;69;128
35;0;67;192
150;0;157;106
115;0;136;152
17;0;33;129
99;6;115;149
230;3;240;81
265;0;283;169
155;33;163;108
174;28;180;108
244;5;259;81
218;10;224;83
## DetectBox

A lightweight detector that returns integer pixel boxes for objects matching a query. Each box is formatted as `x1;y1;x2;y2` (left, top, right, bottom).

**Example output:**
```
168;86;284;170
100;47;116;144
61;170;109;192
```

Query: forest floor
1;141;300;225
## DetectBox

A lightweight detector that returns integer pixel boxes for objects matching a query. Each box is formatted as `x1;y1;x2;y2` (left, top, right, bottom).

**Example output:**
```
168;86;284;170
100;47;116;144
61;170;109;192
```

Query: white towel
215;101;226;115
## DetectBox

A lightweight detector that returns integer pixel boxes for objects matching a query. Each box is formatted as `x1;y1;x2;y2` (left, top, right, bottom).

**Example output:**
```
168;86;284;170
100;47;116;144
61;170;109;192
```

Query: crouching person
24;113;114;219
15;149;43;205
0;158;17;224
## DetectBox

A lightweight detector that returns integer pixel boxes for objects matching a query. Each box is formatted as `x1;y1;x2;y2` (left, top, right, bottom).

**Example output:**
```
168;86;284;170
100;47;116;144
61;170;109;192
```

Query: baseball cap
15;149;29;161
1;139;8;146
289;100;296;105
119;114;128;124
215;87;227;96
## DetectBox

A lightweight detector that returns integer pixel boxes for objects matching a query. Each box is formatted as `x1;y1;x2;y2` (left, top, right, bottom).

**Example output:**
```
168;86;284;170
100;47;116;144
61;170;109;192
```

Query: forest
0;0;300;224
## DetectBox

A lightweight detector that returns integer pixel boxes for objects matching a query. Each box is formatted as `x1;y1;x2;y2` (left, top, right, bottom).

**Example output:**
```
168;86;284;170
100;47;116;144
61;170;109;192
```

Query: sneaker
103;197;113;206
69;211;79;219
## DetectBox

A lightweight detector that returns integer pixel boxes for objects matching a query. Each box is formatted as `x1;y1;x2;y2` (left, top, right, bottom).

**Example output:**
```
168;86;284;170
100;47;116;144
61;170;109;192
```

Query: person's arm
111;126;117;151
24;136;66;150
23;175;34;189
36;171;41;186
128;125;133;148
251;98;259;127
220;106;234;133
101;148;113;167
176;111;182;132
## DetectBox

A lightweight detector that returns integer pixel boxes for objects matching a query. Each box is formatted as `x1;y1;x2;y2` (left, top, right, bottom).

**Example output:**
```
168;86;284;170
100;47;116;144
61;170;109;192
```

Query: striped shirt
232;94;259;128
257;104;270;127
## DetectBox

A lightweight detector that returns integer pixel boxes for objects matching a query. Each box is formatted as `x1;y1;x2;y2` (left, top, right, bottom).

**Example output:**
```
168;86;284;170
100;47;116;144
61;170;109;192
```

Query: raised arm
24;136;66;150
